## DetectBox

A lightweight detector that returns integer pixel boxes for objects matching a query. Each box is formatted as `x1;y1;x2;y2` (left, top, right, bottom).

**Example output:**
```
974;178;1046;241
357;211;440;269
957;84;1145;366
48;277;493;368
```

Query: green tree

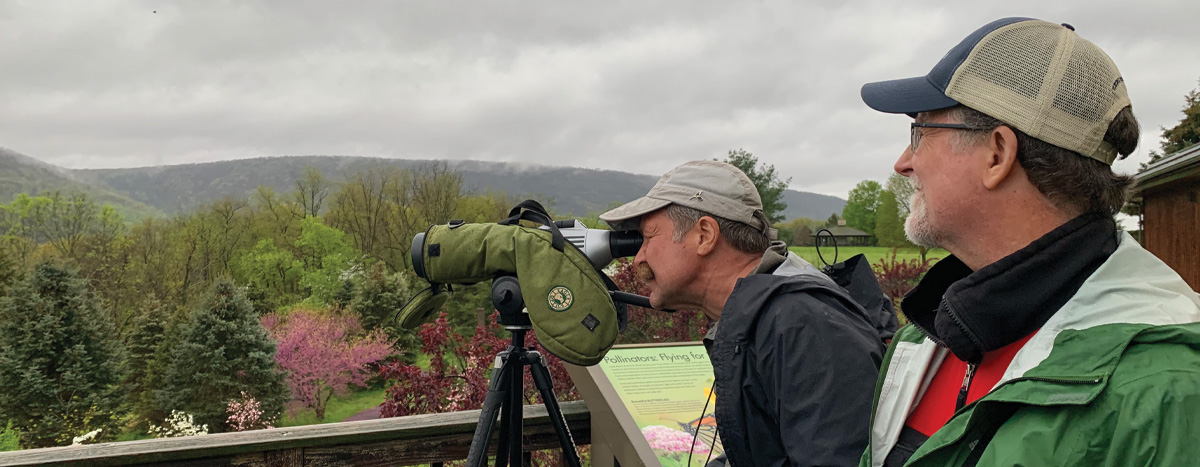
252;185;303;247
0;263;124;447
350;263;420;361
826;213;841;227
156;280;288;432
327;168;408;271
295;217;360;305
122;301;169;430
0;247;17;297
875;190;909;248
1145;78;1200;168
234;238;301;309
774;217;820;247
125;217;181;306
842;180;882;235
720;149;791;224
351;262;411;334
794;223;813;246
0;421;19;451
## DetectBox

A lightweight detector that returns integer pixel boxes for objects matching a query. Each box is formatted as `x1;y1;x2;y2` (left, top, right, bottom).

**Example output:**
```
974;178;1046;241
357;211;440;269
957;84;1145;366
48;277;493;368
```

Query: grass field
278;387;387;427
787;246;949;267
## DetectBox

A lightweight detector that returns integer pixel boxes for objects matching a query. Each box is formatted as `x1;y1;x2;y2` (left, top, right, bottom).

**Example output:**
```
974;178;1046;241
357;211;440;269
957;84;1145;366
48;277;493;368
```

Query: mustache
636;263;655;282
908;174;923;191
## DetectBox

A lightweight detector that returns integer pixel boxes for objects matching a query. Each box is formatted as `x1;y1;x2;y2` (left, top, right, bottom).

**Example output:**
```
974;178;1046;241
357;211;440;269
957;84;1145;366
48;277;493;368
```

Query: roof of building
813;225;872;237
1135;141;1200;194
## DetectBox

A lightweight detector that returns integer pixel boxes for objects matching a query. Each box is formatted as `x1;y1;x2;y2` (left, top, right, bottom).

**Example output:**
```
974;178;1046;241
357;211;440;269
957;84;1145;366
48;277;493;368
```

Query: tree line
0;162;526;448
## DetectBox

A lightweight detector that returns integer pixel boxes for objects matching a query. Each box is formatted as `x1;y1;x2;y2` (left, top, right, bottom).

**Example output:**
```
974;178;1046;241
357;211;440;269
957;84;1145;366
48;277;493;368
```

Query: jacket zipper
955;362;978;411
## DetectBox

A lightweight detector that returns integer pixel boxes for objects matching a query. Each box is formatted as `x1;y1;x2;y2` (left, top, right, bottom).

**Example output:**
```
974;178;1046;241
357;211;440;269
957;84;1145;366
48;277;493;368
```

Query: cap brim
599;196;671;229
861;76;960;115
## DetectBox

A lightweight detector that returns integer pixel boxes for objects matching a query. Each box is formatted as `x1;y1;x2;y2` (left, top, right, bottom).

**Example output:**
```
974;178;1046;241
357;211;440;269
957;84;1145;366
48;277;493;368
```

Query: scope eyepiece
608;230;642;260
411;232;428;279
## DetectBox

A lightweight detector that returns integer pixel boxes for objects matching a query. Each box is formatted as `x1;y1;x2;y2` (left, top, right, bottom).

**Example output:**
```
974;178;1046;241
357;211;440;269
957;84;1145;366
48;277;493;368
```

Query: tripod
465;276;582;467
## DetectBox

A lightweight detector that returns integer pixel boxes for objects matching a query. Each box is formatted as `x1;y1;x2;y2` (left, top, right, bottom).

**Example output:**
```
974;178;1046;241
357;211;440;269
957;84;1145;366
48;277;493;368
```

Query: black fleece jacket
707;259;884;467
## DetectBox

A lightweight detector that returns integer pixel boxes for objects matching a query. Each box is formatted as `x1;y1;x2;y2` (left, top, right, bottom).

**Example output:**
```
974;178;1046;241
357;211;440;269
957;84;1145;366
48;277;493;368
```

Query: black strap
814;228;839;270
498;199;565;251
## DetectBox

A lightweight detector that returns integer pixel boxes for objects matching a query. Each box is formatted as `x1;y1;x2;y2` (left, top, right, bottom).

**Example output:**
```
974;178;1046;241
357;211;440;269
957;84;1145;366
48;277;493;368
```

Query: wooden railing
0;401;589;467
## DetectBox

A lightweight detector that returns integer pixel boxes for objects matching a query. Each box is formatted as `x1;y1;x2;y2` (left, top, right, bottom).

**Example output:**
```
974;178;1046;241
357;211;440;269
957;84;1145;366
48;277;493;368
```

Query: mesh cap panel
944;20;1130;164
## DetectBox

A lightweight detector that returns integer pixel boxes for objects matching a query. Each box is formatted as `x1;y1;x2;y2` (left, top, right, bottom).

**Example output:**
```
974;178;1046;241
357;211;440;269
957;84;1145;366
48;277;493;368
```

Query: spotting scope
410;219;641;278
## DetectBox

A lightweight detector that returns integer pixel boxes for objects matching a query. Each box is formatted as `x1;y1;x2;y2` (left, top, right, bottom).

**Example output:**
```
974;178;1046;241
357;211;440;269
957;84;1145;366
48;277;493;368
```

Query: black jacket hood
902;212;1119;363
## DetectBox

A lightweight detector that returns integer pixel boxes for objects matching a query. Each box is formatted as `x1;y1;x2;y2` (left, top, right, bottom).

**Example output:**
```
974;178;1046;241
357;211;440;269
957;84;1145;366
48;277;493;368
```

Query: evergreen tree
122;301;169;430
155;280;287;432
720;149;791;223
134;309;186;430
0;248;17;297
1144;78;1200;168
874;191;908;248
0;263;124;447
351;262;411;334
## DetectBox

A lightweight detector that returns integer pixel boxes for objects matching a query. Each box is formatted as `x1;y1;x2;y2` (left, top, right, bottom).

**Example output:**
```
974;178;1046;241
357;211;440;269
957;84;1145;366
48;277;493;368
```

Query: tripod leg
495;357;515;467
527;353;583;467
508;355;526;467
467;351;516;467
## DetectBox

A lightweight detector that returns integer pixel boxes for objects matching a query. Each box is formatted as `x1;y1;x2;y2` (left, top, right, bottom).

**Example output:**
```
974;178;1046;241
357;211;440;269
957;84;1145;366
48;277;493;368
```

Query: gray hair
663;204;770;254
942;105;1138;217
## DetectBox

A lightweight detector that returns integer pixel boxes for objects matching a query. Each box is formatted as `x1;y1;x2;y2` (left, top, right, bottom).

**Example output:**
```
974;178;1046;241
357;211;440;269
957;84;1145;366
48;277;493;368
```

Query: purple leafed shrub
873;250;935;323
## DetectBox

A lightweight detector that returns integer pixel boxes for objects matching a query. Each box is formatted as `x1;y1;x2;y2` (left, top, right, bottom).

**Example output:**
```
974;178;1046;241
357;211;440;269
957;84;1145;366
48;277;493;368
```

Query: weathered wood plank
0;401;589;467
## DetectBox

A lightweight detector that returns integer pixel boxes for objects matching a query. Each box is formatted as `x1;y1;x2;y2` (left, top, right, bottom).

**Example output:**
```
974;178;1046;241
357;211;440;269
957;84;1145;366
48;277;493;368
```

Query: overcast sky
2;1;1198;198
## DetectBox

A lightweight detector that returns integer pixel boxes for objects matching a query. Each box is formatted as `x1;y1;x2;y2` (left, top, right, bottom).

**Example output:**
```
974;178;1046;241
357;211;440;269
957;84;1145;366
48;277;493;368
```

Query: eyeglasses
910;122;984;151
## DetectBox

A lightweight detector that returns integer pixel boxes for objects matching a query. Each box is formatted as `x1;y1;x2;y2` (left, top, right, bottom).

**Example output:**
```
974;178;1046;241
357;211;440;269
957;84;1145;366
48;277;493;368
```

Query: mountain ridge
5;153;846;222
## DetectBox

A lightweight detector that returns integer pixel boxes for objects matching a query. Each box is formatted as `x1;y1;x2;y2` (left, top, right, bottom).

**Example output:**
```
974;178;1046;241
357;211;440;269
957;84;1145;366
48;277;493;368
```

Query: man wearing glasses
858;17;1200;466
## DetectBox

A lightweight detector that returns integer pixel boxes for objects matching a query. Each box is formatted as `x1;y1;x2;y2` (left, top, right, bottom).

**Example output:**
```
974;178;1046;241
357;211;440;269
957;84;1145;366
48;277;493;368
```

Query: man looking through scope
599;160;887;467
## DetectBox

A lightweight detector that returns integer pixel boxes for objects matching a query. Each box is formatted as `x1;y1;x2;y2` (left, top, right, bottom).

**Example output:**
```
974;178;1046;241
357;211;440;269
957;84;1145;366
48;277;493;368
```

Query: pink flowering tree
262;308;394;420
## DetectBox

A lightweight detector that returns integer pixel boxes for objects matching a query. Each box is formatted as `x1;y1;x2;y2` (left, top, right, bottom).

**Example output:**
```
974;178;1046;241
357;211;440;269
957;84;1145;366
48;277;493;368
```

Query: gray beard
903;181;943;248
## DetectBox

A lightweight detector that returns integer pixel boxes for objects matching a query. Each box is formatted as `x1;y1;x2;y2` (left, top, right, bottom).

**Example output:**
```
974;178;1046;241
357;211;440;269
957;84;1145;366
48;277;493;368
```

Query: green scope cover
415;222;617;366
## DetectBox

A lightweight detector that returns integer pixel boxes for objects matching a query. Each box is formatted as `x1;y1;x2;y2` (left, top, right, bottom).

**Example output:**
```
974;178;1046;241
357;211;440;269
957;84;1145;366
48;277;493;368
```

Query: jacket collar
902;212;1119;363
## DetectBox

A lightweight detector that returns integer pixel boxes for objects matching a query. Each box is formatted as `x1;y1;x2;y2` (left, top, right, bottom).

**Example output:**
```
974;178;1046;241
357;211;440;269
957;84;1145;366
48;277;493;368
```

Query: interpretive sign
566;343;722;467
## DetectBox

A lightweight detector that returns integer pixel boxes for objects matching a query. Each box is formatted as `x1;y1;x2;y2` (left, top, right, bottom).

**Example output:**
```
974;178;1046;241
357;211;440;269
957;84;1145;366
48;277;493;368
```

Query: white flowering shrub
71;429;102;446
149;410;209;438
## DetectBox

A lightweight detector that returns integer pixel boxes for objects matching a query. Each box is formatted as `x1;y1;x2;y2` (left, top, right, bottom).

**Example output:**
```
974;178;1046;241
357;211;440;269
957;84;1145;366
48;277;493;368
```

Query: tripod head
491;275;532;330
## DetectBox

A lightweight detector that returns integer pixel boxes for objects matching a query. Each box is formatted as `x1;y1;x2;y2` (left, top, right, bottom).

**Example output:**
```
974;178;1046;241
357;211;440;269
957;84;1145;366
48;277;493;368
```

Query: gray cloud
1;0;1198;198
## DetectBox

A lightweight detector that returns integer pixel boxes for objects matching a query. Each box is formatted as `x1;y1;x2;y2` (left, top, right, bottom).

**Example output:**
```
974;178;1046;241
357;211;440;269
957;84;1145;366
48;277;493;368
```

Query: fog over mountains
1;150;846;222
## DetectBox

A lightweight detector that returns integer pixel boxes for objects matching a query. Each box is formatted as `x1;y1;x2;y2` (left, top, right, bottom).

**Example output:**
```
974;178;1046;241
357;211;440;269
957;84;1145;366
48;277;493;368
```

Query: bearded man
858;17;1200;466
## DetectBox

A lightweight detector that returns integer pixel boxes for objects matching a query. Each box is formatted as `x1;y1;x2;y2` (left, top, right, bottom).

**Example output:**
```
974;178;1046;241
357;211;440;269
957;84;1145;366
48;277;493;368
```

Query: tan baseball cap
600;160;774;238
861;18;1131;165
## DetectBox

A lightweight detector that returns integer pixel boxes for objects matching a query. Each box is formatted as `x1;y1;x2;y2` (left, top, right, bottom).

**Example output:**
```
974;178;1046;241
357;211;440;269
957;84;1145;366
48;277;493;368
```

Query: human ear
982;126;1020;190
694;216;719;256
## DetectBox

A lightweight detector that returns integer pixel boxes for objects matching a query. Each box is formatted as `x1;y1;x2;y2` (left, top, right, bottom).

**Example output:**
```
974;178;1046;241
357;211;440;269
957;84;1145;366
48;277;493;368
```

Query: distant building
1132;141;1200;291
813;219;874;247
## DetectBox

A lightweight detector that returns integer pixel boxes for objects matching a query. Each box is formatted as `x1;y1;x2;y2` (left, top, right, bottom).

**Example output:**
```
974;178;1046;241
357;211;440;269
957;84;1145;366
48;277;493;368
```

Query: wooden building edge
1132;141;1200;291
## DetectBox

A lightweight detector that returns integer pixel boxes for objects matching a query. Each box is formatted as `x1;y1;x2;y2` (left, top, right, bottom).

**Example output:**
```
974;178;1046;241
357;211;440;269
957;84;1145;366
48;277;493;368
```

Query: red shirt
906;333;1037;436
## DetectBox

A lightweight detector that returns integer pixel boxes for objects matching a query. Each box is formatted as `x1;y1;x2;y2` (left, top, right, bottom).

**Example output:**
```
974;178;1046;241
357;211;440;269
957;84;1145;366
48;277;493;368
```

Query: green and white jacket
861;230;1200;466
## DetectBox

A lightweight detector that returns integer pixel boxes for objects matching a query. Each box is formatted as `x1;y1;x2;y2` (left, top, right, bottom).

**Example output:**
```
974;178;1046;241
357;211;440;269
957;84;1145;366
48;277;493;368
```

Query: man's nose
633;244;647;265
894;146;914;177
